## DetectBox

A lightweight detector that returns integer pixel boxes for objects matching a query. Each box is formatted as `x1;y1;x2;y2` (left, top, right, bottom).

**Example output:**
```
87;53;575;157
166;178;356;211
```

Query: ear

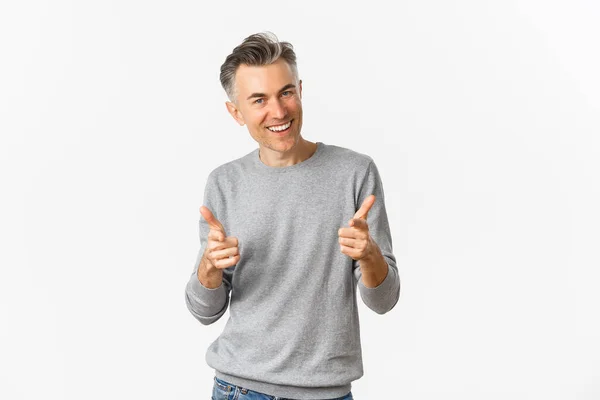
298;79;303;99
225;101;245;126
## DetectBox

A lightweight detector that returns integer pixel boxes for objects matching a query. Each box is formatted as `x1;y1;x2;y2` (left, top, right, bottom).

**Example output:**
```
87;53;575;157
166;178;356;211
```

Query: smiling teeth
267;121;291;132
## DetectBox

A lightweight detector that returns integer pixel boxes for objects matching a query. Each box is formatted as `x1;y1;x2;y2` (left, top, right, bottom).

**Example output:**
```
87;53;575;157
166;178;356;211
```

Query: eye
281;91;292;97
254;98;264;104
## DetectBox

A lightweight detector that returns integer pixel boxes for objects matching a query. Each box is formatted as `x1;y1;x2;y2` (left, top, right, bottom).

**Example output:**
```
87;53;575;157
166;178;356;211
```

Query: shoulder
321;142;374;173
205;148;256;186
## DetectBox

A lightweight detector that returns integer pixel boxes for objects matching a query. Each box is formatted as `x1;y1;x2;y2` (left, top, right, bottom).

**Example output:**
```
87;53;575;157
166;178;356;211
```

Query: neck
259;139;318;167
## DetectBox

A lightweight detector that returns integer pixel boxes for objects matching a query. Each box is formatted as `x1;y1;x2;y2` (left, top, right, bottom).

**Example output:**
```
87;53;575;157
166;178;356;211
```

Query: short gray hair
220;32;299;103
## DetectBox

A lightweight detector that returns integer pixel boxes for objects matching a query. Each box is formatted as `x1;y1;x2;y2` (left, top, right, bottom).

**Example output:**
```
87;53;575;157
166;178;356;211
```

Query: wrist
198;254;223;288
360;239;382;266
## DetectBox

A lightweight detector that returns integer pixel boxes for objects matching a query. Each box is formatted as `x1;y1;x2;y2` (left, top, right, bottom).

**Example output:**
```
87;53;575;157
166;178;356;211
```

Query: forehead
234;59;295;96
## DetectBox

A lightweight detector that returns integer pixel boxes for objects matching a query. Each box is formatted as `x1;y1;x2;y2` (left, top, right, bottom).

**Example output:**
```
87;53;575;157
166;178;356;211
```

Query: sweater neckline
251;142;324;174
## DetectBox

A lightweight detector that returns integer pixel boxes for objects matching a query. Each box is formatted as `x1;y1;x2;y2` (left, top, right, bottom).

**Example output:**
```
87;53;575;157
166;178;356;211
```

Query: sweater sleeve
352;160;401;314
184;171;234;325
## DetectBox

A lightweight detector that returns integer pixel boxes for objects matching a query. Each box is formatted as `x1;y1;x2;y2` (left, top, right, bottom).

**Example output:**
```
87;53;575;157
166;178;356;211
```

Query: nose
269;98;287;120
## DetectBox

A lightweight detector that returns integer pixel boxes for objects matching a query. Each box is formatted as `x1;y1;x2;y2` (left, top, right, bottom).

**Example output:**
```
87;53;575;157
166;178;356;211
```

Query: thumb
200;206;226;234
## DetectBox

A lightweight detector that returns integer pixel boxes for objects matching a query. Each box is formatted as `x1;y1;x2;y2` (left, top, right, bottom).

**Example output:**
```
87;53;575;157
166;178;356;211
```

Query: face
225;59;303;156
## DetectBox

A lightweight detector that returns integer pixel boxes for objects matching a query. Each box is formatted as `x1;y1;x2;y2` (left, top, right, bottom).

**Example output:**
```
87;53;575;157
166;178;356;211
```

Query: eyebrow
246;83;296;101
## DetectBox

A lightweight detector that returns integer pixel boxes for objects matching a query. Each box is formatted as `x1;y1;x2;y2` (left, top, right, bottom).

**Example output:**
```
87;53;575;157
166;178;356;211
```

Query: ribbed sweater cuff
358;262;400;314
186;274;226;316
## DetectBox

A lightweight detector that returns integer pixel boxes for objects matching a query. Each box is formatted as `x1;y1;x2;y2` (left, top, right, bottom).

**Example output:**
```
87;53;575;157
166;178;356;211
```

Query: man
185;32;400;400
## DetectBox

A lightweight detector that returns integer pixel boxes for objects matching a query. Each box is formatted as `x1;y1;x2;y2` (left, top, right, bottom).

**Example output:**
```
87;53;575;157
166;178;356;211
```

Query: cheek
282;97;300;110
250;112;268;128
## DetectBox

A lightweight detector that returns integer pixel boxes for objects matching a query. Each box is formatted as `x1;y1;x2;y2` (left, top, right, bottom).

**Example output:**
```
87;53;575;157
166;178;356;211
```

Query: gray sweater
185;141;400;399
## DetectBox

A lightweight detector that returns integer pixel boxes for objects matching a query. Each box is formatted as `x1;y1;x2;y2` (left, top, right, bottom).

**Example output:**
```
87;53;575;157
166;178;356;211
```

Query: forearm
355;240;401;315
184;251;229;325
358;241;389;288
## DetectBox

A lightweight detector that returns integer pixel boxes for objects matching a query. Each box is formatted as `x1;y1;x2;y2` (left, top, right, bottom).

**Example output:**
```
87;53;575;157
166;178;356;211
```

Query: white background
2;0;599;399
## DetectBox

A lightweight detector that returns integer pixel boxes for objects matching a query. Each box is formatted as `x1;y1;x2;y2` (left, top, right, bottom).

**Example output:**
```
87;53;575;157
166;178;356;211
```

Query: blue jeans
211;376;354;400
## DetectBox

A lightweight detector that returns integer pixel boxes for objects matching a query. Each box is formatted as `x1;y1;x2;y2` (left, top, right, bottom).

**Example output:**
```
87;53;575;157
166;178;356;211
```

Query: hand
338;195;377;261
199;206;240;270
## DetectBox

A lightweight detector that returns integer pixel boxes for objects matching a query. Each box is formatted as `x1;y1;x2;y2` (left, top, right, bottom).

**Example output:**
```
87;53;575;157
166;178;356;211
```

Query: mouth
266;119;293;136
